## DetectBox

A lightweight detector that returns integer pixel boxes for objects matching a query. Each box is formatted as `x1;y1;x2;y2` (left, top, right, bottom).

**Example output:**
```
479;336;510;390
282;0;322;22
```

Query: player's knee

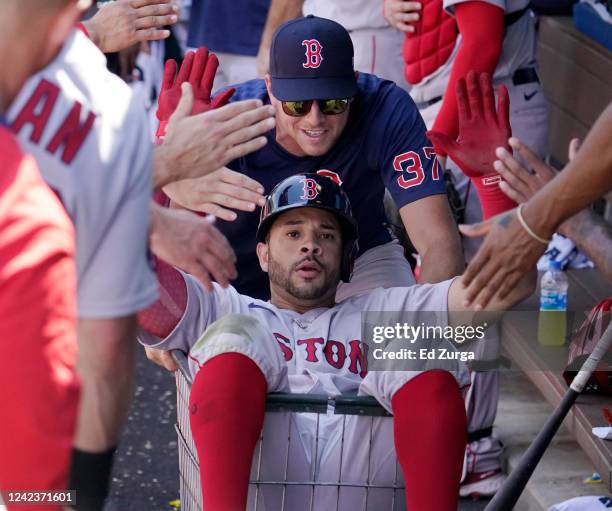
190;314;287;391
393;370;464;415
192;314;267;352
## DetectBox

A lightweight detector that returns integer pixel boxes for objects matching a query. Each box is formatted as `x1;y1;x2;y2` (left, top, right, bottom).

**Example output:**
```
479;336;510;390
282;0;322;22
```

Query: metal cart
174;351;406;511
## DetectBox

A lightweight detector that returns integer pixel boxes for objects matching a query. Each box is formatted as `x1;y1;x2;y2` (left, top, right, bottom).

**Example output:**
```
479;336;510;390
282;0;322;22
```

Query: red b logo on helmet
301;178;319;200
302;39;323;69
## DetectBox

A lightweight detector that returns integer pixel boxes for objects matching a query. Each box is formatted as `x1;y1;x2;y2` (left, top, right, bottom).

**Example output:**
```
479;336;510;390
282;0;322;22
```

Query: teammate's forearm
418;236;464;283
259;0;303;52
558;209;612;281
524;103;612;236
431;2;504;142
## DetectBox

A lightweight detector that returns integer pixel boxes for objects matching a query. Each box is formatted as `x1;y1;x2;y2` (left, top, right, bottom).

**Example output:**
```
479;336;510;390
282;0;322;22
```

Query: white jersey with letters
139;274;470;509
8;30;158;318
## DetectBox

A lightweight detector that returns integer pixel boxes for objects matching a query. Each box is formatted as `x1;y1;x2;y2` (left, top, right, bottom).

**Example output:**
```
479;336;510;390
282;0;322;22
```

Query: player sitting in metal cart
138;171;535;511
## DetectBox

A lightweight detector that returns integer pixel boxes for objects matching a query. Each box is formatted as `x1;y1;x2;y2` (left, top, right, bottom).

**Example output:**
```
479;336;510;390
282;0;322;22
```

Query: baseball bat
484;323;612;511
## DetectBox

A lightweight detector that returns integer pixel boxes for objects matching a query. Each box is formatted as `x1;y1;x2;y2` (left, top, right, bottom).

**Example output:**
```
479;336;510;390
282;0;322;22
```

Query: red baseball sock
392;370;467;511
189;353;267;510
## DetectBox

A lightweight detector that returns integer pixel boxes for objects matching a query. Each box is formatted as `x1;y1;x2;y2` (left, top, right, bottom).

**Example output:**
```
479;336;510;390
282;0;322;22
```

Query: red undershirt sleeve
431;2;504;153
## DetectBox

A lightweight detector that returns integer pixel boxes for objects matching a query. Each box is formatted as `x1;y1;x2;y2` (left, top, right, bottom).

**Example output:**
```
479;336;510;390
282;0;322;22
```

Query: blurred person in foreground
0;1;86;509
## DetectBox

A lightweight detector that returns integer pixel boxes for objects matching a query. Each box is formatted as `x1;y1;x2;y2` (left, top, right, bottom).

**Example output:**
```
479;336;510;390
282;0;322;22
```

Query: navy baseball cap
269;15;358;101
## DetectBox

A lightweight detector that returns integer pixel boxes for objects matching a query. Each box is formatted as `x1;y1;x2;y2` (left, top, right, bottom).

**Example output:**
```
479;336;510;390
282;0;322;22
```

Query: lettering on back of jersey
12;78;96;165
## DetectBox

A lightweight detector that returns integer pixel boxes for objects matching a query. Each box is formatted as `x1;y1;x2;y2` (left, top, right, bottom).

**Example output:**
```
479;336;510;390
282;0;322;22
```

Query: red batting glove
427;71;516;220
155;47;235;141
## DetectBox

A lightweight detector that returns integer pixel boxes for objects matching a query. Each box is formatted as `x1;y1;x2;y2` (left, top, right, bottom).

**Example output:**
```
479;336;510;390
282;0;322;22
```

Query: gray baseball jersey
139;272;470;404
8;30;158;318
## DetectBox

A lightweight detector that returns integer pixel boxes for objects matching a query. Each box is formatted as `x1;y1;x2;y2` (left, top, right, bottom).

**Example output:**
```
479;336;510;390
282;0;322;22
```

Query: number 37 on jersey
393;146;440;190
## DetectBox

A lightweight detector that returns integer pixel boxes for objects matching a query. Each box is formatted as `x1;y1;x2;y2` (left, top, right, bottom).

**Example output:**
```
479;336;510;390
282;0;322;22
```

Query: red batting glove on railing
427;71;516;220
155;47;235;141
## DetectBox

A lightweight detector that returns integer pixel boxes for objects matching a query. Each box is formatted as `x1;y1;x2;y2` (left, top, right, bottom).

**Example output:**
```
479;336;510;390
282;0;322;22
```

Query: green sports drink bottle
538;260;568;346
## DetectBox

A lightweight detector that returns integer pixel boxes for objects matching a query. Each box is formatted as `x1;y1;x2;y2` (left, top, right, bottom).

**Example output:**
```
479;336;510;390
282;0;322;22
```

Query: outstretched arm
521;103;612;237
491;137;612;281
460;103;612;309
447;267;536;327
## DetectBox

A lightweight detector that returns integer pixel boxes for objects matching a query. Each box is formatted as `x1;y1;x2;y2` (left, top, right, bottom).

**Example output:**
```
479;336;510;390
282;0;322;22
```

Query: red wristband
471;174;516;220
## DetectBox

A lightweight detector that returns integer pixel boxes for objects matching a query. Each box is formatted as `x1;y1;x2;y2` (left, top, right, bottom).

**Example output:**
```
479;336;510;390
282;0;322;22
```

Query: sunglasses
281;98;351;117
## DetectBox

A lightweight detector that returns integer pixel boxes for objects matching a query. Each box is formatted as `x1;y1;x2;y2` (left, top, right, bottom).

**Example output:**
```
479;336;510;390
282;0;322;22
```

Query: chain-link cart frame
173;351;406;511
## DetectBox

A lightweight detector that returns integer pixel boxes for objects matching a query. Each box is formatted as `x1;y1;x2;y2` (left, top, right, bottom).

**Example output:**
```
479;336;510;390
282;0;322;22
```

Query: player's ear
42;1;83;68
264;74;274;99
256;241;269;273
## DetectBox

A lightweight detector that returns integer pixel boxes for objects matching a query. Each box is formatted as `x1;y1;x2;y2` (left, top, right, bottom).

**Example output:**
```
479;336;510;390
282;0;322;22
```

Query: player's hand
150;203;237;290
427;71;511;179
144;346;179;372
458;206;546;310
153;84;275;188
163;167;266;221
157;47;234;124
82;0;178;54
383;0;422;33
494;137;579;203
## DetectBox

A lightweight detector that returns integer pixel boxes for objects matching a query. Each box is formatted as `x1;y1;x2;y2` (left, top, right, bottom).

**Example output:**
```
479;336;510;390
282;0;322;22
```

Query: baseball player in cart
139;72;533;511
139;171;535;511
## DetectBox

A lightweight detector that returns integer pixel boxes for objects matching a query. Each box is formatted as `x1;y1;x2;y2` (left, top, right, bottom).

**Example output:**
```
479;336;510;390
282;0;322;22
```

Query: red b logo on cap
302;39;323;69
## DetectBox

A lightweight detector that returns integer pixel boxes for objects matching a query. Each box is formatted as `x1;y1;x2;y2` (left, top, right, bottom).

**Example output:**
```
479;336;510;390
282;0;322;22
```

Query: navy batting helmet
256;174;359;282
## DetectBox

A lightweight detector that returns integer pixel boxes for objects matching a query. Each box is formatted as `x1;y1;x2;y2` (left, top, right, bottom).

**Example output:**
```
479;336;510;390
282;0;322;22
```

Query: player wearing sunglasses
159;15;463;304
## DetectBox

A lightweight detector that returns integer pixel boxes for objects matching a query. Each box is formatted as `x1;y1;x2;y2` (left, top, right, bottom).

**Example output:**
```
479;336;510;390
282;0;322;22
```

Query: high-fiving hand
157;47;235;124
427;71;515;219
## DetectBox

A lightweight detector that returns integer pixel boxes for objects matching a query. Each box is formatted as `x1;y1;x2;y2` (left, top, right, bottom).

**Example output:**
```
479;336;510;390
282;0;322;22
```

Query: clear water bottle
537;260;568;346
